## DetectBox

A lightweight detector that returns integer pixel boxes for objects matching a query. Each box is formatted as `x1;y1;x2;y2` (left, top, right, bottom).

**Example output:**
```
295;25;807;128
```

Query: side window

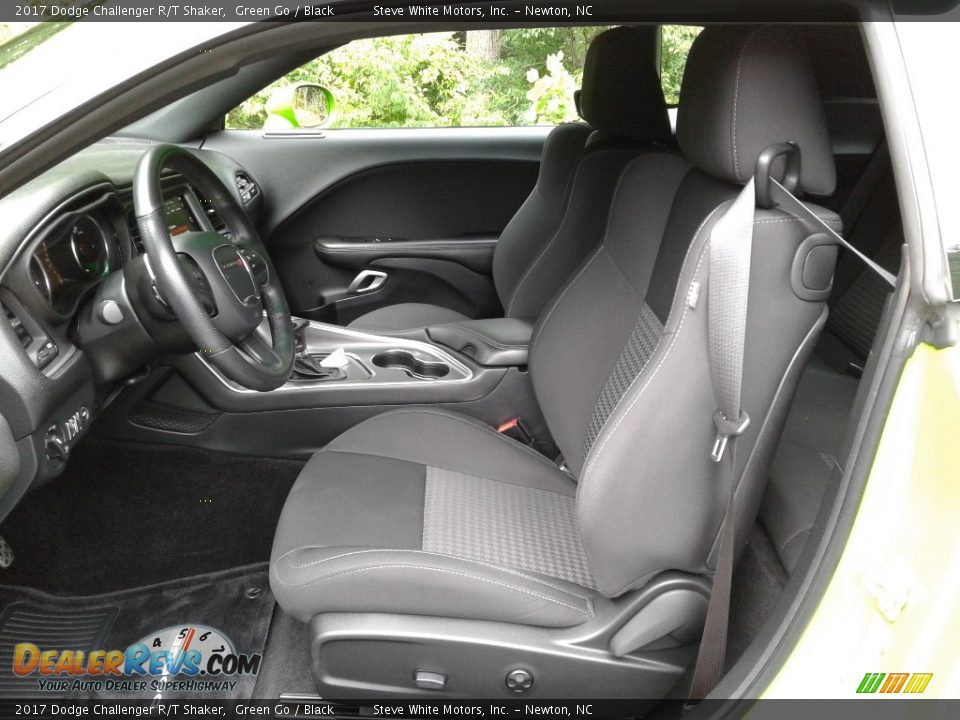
226;28;614;130
659;25;702;106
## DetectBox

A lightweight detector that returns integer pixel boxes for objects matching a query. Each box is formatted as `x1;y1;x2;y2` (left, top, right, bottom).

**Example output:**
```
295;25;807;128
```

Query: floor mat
727;524;789;669
252;607;314;699
0;565;273;700
0;439;302;593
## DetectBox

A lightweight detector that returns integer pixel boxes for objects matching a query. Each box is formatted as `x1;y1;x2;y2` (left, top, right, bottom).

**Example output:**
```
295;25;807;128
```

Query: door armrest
314;236;498;273
426;318;534;367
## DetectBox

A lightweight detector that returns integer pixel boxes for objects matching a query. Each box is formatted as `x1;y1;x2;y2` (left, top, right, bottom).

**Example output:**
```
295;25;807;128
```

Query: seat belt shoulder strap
689;144;897;702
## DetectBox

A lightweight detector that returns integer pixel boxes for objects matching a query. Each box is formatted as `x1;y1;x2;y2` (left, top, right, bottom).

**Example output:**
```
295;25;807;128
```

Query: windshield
0;20;246;151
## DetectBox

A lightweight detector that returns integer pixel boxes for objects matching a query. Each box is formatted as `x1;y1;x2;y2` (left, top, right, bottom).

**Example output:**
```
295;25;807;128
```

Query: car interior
0;17;906;707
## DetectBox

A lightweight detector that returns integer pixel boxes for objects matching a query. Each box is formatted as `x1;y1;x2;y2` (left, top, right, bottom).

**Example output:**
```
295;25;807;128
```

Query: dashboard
0;140;263;520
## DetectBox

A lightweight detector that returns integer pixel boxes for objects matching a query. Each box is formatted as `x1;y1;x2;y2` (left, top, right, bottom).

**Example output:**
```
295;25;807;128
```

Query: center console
117;315;546;460
288;318;473;386
181;317;506;412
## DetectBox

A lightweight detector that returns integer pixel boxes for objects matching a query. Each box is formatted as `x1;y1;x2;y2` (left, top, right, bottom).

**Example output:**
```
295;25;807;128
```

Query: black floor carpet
727;524;789;668
0;440;302;594
0;565;274;700
252;607;314;699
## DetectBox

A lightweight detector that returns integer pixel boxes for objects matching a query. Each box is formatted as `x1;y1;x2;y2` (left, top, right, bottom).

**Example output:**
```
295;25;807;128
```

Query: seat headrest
676;25;836;196
578;26;670;144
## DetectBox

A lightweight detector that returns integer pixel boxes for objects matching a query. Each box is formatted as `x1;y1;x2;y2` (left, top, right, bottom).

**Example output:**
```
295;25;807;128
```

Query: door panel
201;128;547;322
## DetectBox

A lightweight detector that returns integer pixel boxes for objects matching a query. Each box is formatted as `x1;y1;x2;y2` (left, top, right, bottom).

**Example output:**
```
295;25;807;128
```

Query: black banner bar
4;699;960;719
1;0;958;23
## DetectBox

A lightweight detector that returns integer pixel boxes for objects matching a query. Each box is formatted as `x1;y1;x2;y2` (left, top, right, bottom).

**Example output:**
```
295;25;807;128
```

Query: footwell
0;565;273;700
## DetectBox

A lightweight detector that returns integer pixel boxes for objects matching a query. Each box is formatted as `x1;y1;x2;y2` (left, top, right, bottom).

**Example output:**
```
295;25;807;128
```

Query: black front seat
270;26;838;699
348;26;671;332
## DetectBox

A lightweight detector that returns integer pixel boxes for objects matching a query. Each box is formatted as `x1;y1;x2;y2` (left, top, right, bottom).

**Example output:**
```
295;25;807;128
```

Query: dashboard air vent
98;137;157;146
1;300;32;350
235;172;259;204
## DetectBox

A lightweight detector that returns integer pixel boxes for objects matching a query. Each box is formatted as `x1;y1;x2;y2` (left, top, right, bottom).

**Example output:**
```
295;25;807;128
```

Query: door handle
347;269;388;294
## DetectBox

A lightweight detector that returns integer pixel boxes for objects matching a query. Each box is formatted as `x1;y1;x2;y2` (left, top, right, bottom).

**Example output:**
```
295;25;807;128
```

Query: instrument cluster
29;211;122;316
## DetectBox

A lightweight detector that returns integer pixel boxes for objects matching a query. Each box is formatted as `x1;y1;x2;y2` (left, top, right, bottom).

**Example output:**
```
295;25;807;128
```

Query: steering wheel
132;145;294;391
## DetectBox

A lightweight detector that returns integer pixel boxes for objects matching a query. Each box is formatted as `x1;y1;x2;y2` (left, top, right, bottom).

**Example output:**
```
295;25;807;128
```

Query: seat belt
839;140;890;237
688;147;896;702
688;176;756;702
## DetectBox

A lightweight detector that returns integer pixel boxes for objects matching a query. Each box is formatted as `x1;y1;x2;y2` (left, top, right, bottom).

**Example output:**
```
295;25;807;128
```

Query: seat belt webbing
689;173;896;701
771;179;896;289
689;178;756;701
839;140;890;234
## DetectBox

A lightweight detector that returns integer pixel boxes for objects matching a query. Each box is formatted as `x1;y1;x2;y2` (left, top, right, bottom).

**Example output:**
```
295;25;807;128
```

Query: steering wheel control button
176;254;218;316
35;339;59;368
239;247;270;285
213;244;259;306
413;670;448;691
98;299;125;325
505;668;534;693
44;425;69;463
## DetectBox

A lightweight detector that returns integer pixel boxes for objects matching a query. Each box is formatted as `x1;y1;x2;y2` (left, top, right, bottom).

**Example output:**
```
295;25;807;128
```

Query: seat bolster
348;303;470;332
270;547;596;627
327;408;576;494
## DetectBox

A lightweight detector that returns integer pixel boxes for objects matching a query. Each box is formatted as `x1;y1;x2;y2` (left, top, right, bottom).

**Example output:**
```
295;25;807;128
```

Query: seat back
529;25;839;597
493;26;671;319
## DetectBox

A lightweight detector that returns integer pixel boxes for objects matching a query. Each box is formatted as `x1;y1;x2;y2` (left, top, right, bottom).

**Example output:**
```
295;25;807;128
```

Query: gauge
29;256;51;302
69;215;109;278
29;212;119;315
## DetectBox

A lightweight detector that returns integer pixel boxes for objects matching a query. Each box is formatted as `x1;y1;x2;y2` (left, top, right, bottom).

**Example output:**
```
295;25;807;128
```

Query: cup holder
372;350;450;380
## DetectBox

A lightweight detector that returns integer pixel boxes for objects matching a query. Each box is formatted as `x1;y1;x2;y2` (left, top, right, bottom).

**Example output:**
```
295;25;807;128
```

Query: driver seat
347;26;670;332
270;26;838;699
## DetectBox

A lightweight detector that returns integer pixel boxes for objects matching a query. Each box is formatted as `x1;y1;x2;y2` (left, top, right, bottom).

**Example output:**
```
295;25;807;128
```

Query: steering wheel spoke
238;245;271;286
238;325;284;369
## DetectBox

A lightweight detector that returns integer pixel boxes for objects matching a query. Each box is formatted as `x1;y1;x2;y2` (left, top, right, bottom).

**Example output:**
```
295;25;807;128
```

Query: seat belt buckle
497;417;534;446
711;410;750;463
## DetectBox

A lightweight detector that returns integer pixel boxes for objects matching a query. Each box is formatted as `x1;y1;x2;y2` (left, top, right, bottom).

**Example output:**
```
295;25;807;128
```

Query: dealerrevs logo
13;624;261;693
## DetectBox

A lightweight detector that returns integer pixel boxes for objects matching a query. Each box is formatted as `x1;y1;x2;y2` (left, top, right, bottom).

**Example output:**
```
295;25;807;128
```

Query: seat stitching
731;27;763;182
275;563;593;617
308;447;573;509
753;216;841;231
530;244;606;353
276;548;594;601
506;147;638;317
503;126;589;314
579;207;806;592
349;407;559;469
319;448;573;502
579;203;725;536
530;153;652;352
506;155;589;317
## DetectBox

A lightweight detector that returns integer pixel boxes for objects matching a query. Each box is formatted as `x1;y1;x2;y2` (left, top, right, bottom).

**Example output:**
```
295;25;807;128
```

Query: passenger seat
269;25;841;700
349;26;671;331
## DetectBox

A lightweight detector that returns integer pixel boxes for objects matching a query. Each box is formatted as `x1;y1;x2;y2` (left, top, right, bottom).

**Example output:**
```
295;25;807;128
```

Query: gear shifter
291;317;348;381
292;317;310;356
